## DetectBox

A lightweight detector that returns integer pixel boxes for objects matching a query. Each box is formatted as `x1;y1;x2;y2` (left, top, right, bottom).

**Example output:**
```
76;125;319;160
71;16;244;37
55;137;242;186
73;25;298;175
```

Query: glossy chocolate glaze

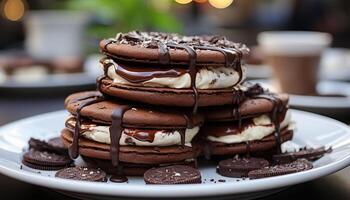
68;95;104;159
124;129;158;143
113;62;187;84
254;94;285;153
110;105;131;166
110;175;128;183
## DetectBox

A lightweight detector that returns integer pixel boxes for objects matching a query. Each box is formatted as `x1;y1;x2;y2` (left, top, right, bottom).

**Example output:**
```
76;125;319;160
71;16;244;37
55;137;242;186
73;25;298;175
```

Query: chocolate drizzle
166;42;199;114
113;62;186;84
103;38;117;50
110;175;128;183
254;94;285;153
158;43;170;64
110;105;131;166
68;96;104;159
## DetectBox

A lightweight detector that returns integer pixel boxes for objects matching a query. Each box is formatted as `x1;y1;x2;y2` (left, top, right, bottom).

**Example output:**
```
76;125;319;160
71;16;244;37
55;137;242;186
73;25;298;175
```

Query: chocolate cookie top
55;166;107;182
144;165;201;184
100;31;249;66
65;91;203;129
217;157;269;178
248;159;313;179
273;146;332;163
29;138;68;155
22;149;72;170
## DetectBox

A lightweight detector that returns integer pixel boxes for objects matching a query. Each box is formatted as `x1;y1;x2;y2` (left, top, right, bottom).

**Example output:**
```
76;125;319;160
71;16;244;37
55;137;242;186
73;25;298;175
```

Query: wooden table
0;95;349;200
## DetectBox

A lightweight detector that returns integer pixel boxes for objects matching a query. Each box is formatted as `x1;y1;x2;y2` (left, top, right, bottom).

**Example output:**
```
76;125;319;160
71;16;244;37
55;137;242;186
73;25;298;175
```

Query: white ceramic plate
254;80;350;116
0;110;349;199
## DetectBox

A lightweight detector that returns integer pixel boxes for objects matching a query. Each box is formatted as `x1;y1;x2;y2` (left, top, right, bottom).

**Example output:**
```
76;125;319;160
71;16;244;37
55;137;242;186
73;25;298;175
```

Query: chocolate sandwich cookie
217;157;269;178
22;149;72;170
55;166;107;182
144;165;201;184
98;31;250;112
248;159;313;179
29;137;68;155
62;91;203;167
200;91;292;157
273;146;332;164
82;156;197;176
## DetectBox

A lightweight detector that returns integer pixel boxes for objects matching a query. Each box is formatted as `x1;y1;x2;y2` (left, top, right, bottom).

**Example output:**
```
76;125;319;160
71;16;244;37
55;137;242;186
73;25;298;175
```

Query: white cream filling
207;111;292;144
104;60;246;89
66;118;199;147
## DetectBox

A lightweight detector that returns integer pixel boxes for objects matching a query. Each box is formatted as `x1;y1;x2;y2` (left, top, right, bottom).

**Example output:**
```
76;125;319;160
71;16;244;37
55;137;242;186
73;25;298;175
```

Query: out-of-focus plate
254;80;350;117
0;54;101;94
0;110;349;199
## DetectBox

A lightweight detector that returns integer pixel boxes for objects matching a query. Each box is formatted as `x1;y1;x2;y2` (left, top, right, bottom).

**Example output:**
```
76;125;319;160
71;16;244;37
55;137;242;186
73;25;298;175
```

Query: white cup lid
258;31;332;56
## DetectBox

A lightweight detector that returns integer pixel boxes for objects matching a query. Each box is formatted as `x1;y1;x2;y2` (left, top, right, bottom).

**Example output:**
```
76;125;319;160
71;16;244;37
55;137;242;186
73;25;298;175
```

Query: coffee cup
258;31;332;95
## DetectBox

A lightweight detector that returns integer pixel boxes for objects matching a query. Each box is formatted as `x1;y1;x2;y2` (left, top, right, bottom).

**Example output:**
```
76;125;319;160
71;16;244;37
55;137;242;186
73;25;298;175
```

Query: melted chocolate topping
68;96;104;159
124;129;158;143
166;42;199;114
254;93;285;153
110;175;128;183
113;62;187;83
110;105;131;166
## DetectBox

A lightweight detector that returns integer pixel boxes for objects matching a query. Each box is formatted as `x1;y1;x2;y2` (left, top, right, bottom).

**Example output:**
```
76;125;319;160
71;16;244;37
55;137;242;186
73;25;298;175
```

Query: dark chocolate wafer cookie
273;146;332;163
55;166;107;182
217;157;269;178
22;149;72;170
48;137;68;154
248;159;313;179
100;31;249;66
144;165;201;184
29;137;67;155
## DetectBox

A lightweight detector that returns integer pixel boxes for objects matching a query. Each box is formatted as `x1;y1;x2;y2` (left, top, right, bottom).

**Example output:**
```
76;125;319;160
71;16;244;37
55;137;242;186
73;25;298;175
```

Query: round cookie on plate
199;87;293;158
98;31;250;112
61;91;204;175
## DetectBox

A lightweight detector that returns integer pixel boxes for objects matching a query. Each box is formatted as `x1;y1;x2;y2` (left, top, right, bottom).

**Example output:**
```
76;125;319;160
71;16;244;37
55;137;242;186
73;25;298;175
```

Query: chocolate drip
246;141;251;157
114;63;186;84
158;43;170;64
124;129;158;143
97;57;114;90
254;94;284;153
110;175;128;183
178;129;186;148
68;97;104;159
230;48;243;84
103;38;117;50
203;142;211;160
194;45;243;85
166;42;198;114
232;89;246;129
110;105;131;167
232;107;242;129
69;93;103;104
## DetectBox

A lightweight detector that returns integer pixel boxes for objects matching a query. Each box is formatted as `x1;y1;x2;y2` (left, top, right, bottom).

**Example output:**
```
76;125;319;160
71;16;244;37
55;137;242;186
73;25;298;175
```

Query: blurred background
0;1;350;199
0;0;349;117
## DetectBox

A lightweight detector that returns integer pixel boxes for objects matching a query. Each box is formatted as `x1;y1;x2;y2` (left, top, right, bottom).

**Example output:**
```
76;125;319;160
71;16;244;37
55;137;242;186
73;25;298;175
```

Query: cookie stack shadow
60;31;294;177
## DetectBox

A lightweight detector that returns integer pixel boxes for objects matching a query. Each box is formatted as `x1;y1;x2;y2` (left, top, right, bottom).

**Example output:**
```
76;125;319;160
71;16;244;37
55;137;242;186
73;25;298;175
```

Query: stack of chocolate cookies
60;31;293;177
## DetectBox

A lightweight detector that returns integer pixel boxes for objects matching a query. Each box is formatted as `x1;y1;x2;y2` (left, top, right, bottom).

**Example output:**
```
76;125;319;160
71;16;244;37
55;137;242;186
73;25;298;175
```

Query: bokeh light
175;0;192;4
208;0;233;9
2;0;26;21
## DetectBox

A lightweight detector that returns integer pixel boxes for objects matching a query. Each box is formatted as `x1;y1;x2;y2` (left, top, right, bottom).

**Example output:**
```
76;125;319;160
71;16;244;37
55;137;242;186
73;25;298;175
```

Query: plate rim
0;109;349;198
